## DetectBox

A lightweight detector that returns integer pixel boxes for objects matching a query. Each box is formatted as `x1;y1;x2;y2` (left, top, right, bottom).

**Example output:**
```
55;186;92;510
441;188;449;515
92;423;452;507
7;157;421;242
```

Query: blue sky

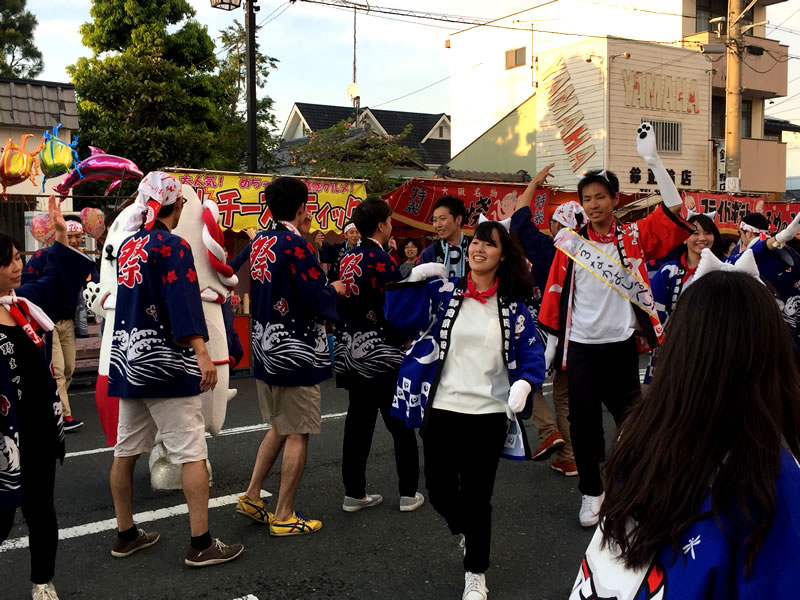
27;0;800;130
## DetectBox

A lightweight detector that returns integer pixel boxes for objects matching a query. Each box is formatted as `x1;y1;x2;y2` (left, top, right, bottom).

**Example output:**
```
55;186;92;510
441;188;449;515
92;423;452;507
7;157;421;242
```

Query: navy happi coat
334;239;405;387
109;222;208;399
249;224;339;386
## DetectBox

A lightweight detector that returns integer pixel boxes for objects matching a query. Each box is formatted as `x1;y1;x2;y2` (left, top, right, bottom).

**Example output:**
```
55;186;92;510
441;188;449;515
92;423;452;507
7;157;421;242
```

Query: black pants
0;442;58;584
567;336;641;496
342;373;420;499
423;408;508;574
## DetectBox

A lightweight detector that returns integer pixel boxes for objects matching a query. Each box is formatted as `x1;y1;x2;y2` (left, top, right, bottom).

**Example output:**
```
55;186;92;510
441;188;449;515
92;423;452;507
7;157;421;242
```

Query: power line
768;7;800;32
371;76;450;108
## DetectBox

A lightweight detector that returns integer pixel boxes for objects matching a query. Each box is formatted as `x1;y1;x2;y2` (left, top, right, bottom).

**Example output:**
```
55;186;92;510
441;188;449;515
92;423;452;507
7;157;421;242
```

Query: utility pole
724;0;743;193
246;0;259;172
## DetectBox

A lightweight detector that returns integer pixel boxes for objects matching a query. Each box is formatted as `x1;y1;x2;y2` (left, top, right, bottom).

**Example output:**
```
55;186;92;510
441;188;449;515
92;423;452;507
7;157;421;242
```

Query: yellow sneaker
269;511;322;537
236;495;273;524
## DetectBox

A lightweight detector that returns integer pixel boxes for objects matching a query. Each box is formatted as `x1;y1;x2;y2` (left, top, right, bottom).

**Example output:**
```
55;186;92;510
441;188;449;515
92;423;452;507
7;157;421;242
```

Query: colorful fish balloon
54;147;143;198
0;134;43;197
39;123;80;191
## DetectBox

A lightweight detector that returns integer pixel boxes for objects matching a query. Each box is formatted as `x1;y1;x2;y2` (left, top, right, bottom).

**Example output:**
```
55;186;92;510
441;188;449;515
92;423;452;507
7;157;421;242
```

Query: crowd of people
2;123;800;600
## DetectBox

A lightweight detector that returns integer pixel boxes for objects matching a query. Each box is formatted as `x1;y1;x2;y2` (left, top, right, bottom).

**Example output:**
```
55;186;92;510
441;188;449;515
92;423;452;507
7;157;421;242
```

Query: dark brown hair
471;221;534;301
600;271;800;574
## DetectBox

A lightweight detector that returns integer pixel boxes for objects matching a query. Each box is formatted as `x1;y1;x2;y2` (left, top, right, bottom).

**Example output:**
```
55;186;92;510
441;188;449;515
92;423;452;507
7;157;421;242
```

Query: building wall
782;131;800;179
606;38;712;193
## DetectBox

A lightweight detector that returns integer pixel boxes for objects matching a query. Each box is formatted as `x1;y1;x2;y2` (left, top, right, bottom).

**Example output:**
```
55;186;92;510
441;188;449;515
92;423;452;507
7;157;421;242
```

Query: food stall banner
682;192;797;235
167;169;367;233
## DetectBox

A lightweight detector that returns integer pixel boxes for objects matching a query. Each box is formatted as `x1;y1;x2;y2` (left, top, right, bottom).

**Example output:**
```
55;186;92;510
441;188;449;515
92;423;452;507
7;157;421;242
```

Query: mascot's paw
636;122;661;167
84;281;104;316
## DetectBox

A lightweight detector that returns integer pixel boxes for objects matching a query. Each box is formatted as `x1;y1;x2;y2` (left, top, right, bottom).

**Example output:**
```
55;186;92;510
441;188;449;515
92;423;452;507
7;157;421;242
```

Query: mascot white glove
637;122;682;209
544;334;558;373
774;211;800;248
407;262;447;282
508;379;532;414
83;281;106;317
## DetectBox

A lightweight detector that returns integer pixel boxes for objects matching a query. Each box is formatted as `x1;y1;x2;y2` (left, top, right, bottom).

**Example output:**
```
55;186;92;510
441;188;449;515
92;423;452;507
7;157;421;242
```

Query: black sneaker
63;417;84;432
111;529;160;557
184;538;244;567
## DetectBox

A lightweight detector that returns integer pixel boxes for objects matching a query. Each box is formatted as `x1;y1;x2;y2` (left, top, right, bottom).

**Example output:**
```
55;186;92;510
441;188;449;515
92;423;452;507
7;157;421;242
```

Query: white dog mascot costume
85;184;237;490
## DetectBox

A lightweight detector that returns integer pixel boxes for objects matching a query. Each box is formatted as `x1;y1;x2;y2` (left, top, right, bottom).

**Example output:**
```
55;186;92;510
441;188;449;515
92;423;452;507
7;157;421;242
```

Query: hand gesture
533;163;555;188
315;231;325;247
50;195;68;245
388;237;397;251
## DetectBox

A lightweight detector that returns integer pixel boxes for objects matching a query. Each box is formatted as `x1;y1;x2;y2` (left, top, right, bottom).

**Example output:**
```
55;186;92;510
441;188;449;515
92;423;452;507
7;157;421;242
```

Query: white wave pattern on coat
110;328;200;387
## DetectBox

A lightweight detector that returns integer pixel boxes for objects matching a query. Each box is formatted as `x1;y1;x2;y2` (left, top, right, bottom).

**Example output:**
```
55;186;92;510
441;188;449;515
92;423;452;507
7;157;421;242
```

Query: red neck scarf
586;220;618;244
462;273;499;304
2;299;46;348
680;252;698;283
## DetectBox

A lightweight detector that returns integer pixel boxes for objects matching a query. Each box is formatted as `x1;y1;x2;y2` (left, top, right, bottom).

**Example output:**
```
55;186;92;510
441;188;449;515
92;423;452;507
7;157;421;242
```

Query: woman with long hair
386;220;546;600
571;269;800;599
398;238;422;278
0;197;96;600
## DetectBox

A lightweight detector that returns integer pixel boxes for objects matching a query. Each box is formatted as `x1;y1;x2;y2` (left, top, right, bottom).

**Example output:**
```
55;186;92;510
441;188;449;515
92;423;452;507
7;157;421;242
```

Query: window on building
696;0;752;33
439;126;444;138
642;118;682;153
505;47;526;70
711;96;753;138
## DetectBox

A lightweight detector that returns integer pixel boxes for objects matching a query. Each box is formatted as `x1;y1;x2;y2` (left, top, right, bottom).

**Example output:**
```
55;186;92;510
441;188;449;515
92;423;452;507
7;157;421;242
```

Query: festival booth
165;169;368;372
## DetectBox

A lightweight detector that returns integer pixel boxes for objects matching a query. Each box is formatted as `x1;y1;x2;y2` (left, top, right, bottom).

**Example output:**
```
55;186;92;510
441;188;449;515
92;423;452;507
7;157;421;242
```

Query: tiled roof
0;77;78;131
417;138;451;165
436;166;532;183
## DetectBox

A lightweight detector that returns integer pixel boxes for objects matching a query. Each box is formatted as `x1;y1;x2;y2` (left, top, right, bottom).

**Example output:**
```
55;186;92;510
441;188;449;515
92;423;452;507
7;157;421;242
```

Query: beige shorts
256;380;321;435
115;395;208;463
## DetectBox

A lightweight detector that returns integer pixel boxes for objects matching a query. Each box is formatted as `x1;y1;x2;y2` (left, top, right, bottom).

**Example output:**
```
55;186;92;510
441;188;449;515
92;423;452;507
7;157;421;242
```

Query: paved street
1;374;629;600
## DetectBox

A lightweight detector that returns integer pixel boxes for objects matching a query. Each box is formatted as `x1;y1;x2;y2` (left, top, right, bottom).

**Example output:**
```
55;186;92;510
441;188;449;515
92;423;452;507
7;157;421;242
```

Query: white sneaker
399;492;425;512
342;494;383;512
579;492;605;527
463;571;488;600
32;583;59;600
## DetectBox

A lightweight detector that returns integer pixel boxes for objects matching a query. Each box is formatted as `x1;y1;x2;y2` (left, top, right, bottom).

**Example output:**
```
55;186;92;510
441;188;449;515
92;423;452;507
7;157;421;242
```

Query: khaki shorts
256;380;321;435
115;395;208;463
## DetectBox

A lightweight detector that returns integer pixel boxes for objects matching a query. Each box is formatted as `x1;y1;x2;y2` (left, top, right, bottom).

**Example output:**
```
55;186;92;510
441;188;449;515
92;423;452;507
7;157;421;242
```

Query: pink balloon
53;147;143;197
30;213;55;244
80;207;106;240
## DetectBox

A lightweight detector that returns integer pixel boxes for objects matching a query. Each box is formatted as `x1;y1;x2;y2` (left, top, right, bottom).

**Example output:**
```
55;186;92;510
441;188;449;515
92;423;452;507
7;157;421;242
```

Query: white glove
774;212;800;248
508;379;532;414
636;122;682;208
544;334;558;373
83;281;105;317
407;262;447;282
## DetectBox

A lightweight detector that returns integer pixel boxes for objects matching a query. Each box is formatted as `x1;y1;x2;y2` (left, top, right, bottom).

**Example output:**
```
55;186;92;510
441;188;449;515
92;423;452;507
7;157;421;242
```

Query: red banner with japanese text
166;169;367;233
681;192;797;236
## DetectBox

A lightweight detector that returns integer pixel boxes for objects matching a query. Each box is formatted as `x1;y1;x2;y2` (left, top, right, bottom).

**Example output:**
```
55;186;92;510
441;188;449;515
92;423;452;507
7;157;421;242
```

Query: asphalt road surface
1;373;635;600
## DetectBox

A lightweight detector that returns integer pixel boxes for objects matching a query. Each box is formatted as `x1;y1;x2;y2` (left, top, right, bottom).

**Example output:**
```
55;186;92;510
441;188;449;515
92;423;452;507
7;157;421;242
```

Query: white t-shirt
435;295;510;415
569;240;637;344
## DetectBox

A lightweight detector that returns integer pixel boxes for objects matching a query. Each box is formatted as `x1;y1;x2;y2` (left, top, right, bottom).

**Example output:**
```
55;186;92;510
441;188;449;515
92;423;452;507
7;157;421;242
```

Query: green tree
290;121;423;194
0;0;44;79
68;0;279;191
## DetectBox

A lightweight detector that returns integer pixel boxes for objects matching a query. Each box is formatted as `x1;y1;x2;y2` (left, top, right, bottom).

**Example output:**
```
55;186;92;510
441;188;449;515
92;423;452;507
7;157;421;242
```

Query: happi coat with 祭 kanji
22;246;98;322
384;276;546;459
0;242;95;509
109;222;208;399
570;448;800;600
334;239;405;387
249;224;339;387
539;203;693;367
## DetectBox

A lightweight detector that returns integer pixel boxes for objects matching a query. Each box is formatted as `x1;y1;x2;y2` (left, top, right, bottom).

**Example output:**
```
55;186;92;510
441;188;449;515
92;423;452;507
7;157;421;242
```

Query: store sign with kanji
682;192;797;236
167;170;367;233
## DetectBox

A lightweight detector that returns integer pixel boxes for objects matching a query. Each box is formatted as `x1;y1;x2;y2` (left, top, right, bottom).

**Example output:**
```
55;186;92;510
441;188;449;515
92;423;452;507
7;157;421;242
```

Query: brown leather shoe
184;538;244;567
111;529;160;557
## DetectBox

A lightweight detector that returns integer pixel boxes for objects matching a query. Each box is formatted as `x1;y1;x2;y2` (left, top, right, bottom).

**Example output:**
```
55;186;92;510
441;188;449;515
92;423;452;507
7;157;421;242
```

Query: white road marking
0;490;271;553
65;411;348;458
231;596;259;600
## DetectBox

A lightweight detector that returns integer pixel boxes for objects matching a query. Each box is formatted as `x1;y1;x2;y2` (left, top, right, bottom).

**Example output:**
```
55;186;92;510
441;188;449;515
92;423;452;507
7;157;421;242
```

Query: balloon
30;213;55;244
80;207;106;240
0;134;43;197
39;123;80;191
53;147;143;198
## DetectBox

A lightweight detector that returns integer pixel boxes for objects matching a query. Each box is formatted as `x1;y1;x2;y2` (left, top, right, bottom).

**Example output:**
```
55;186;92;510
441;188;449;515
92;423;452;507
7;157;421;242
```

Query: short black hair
352;196;392;238
741;212;769;232
399;238;422;254
433;195;466;224
64;214;81;223
578;169;620;200
0;232;20;268
265;177;308;222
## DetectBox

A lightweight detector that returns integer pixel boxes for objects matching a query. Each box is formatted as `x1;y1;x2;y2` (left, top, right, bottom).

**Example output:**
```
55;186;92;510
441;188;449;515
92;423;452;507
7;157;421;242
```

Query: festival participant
418;195;471;278
22;215;96;432
511;165;582;475
336;197;422;513
0;196;96;600
316;221;361;282
571;268;800;600
398;238;422;278
237;176;344;536
108;172;243;567
539;123;694;527
386;220;546;600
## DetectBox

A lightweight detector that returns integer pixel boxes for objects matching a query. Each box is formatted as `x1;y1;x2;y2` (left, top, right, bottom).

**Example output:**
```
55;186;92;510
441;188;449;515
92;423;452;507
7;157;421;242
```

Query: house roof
765;117;800;134
436;166;532;183
416;138;451;165
0;77;78;131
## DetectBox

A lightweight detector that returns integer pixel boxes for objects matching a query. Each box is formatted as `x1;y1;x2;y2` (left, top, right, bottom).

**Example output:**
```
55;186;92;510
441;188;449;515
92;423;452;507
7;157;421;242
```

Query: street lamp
211;0;259;172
